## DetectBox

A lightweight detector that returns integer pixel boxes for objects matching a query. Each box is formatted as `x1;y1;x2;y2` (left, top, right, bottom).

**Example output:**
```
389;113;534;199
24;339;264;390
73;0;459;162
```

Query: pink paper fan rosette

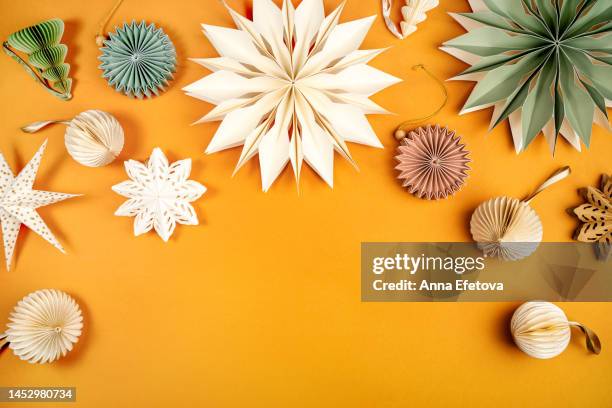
395;125;470;200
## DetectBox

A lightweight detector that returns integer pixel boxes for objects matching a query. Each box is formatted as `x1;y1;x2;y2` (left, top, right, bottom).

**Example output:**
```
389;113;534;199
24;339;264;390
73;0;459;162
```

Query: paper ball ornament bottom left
1;289;83;364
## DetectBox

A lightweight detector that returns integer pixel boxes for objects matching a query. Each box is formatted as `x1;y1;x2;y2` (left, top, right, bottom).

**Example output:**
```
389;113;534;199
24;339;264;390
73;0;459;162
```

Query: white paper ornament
112;148;207;242
184;0;401;191
470;197;542;261
0;140;80;271
510;301;601;359
1;289;83;364
65;110;124;167
470;167;570;261
382;0;439;39
22;109;125;167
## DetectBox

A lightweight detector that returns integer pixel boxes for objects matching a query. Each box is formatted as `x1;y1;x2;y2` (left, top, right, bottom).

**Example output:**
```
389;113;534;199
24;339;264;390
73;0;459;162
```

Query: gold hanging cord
394;64;448;141
95;0;125;46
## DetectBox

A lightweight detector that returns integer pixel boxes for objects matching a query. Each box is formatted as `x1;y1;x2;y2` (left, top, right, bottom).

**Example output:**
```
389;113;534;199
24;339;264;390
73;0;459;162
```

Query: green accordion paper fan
98;21;177;99
442;0;612;154
3;18;72;100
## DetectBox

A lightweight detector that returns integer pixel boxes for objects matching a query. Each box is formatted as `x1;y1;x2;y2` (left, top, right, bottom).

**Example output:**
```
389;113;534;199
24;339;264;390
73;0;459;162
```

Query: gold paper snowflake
572;174;611;260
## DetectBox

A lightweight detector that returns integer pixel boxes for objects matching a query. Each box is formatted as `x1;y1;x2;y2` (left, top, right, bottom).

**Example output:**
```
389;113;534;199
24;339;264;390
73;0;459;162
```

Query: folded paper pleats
184;0;401;191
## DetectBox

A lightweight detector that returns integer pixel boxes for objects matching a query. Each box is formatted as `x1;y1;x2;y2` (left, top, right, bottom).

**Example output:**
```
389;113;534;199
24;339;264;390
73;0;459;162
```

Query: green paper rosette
98;21;177;99
442;0;612;154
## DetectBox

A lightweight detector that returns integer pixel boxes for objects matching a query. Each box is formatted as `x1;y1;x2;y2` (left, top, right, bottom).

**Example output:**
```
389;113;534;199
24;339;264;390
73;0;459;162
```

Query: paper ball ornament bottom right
511;301;600;359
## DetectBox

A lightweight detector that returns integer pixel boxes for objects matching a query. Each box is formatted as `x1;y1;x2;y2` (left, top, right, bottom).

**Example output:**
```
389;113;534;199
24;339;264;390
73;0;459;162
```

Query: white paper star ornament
0;140;80;270
184;0;401;191
112;148;206;242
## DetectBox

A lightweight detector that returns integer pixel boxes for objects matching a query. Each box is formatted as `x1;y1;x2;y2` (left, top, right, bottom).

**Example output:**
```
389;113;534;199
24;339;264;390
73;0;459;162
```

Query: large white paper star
112;148;207;242
0;140;79;270
184;0;401;191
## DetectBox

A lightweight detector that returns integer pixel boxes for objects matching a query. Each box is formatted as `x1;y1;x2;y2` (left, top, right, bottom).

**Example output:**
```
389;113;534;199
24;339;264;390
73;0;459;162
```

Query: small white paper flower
112;148;206;242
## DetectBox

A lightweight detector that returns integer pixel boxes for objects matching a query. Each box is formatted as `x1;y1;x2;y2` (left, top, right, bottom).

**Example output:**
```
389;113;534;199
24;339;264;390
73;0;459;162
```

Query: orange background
0;0;611;407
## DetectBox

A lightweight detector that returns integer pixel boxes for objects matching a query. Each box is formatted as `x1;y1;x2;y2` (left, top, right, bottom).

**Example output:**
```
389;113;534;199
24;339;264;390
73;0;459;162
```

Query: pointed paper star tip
151;147;165;156
201;24;217;33
28;139;49;161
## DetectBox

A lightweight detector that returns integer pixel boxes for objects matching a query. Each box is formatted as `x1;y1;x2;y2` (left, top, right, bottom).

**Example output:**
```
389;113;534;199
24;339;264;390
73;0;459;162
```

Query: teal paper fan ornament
441;0;612;154
98;21;176;99
3;18;72;100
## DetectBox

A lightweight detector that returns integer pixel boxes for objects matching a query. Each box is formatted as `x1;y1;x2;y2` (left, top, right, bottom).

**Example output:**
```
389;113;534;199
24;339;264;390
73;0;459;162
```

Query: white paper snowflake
112;148;206;242
184;0;401;191
0;140;79;270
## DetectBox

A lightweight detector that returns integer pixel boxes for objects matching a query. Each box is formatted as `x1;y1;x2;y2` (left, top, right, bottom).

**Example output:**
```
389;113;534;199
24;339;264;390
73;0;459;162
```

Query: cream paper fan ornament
382;0;439;39
184;0;401;191
112;148;206;242
22;110;125;167
470;196;542;261
470;167;570;261
0;289;83;364
0;140;80;270
511;301;601;359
